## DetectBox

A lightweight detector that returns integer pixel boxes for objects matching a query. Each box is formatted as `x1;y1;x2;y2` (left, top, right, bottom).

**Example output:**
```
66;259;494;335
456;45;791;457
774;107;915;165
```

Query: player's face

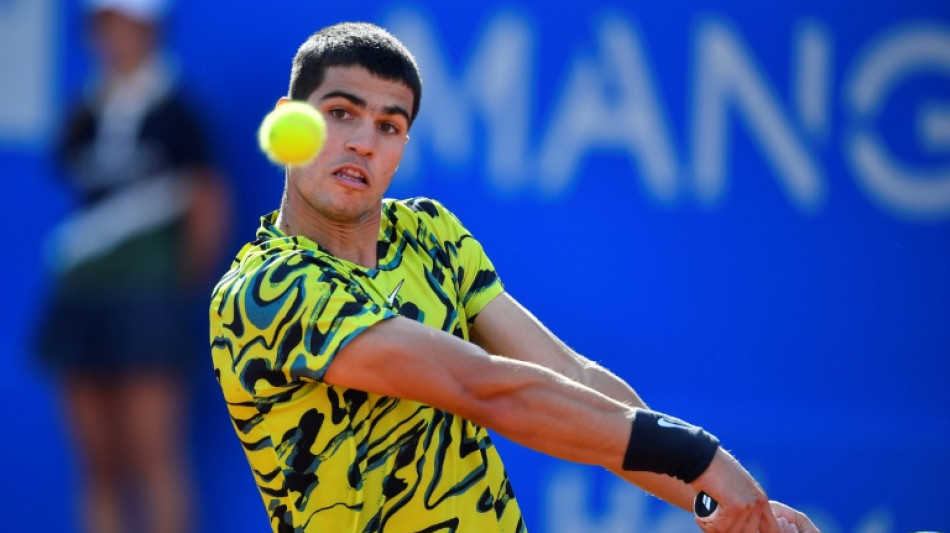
289;65;413;224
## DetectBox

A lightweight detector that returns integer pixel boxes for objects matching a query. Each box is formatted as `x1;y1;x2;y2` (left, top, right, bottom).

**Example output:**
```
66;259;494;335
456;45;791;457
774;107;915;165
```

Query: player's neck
276;198;380;269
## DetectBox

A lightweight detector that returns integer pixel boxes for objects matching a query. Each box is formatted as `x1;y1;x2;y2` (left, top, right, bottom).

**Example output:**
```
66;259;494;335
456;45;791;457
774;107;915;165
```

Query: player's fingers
777;516;790;533
795;512;819;533
776;516;802;533
706;500;757;533
767;501;820;533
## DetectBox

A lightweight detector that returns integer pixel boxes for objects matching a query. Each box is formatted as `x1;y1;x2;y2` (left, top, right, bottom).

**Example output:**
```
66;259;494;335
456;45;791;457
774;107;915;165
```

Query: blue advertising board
2;1;948;532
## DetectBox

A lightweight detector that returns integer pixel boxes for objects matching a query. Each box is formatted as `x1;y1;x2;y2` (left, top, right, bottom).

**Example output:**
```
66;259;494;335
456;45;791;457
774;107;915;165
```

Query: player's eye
380;122;401;135
328;108;351;120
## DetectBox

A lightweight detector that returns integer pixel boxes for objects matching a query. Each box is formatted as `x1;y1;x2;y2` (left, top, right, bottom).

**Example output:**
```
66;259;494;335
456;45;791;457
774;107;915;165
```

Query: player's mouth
332;165;369;188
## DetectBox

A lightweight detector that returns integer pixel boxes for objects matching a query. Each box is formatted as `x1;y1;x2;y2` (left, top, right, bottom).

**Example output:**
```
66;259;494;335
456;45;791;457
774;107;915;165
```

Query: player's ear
275;96;291;108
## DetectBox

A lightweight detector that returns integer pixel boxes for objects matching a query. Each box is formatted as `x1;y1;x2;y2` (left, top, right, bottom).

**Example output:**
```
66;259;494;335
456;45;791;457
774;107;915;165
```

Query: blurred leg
119;372;193;533
63;376;125;533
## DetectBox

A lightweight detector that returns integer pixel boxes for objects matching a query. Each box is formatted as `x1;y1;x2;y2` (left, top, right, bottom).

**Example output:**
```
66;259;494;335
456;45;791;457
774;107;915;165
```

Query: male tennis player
209;21;819;533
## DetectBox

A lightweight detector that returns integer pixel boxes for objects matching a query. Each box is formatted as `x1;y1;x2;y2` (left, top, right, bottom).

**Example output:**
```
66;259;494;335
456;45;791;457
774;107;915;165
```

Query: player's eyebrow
320;90;410;124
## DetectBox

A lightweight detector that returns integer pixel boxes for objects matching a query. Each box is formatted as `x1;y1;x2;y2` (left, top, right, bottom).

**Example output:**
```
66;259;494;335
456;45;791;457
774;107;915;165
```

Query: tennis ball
258;101;326;166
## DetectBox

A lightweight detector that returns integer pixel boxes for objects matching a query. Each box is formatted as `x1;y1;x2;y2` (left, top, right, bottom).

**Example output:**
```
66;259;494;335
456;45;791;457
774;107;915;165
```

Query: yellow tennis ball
258;101;326;166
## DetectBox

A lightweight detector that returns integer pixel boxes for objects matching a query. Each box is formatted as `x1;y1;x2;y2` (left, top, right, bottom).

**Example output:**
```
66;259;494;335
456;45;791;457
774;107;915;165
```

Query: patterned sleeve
217;253;396;396
421;199;505;324
289;270;397;382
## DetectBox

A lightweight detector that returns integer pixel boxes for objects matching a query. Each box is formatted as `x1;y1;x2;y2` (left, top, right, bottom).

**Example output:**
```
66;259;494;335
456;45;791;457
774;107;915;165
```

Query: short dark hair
289;22;422;125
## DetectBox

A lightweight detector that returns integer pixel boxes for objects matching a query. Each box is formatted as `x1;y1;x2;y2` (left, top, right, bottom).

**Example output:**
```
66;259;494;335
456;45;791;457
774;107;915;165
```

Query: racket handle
694;491;719;521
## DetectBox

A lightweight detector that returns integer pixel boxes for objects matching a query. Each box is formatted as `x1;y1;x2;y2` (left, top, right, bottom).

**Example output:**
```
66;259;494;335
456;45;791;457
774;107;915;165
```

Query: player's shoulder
237;235;348;282
384;197;467;235
212;217;350;302
385;196;451;217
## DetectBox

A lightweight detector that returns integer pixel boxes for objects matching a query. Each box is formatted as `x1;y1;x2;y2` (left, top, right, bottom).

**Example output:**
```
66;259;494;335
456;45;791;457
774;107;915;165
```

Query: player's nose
344;121;376;157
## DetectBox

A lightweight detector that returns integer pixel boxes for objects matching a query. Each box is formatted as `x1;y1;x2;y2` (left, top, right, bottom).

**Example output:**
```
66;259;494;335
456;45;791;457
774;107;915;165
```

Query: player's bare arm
324;314;780;533
470;292;814;533
469;291;697;509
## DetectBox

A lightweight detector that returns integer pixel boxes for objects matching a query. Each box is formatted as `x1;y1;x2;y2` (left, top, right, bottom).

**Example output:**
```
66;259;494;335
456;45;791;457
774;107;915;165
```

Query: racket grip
694;491;719;521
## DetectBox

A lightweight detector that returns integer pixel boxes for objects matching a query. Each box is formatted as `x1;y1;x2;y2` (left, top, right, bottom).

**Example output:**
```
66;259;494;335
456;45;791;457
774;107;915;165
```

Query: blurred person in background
33;0;231;531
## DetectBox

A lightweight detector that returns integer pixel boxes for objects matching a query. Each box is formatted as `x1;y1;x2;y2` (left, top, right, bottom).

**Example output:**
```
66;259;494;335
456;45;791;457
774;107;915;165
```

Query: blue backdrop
2;1;948;532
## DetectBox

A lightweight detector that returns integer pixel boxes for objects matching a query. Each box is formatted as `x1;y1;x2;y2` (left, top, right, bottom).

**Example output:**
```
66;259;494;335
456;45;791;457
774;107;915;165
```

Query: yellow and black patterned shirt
209;198;526;533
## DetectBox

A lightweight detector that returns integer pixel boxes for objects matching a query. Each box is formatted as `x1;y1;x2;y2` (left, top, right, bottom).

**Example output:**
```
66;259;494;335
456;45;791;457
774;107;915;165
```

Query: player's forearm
572;359;647;408
466;356;718;504
474;362;716;510
567;360;697;511
469;355;637;469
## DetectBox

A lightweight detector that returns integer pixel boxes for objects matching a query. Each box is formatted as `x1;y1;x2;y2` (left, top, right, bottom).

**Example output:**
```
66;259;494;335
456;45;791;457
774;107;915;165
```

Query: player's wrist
621;409;720;483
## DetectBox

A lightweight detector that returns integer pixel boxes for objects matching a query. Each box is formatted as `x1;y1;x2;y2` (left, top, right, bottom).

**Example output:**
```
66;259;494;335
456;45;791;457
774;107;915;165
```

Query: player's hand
770;501;821;533
690;448;780;533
